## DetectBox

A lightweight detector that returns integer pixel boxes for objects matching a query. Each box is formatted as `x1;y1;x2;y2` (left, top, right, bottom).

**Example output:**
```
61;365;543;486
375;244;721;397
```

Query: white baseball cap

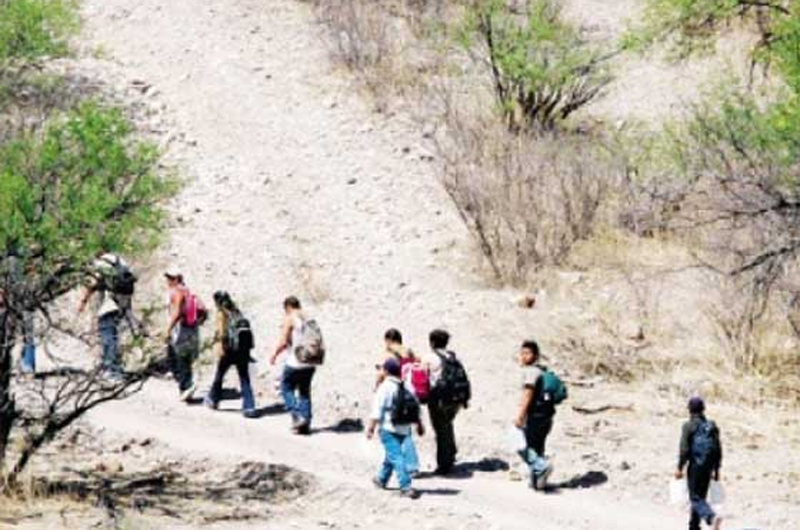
164;265;183;280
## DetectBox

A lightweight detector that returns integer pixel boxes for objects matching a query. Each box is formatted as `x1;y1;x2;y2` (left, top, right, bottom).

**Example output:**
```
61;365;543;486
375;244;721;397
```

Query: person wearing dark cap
675;397;723;530
204;291;257;418
367;358;424;499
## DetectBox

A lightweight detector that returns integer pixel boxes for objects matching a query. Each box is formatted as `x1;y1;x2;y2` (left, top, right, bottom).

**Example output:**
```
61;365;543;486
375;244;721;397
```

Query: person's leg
206;356;233;407
295;368;315;426
99;313;122;376
377;430;397;486
428;402;449;473
440;404;460;470
235;359;256;413
402;433;420;474
21;342;35;373
688;466;715;530
378;430;411;491
281;365;298;416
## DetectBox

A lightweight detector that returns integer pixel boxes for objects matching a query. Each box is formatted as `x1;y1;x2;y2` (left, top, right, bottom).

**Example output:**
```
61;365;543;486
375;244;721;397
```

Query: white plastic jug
709;480;726;505
508;426;528;453
669;478;689;506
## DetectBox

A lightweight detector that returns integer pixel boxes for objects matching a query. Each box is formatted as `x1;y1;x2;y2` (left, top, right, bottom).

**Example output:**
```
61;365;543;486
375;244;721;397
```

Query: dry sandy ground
6;0;800;529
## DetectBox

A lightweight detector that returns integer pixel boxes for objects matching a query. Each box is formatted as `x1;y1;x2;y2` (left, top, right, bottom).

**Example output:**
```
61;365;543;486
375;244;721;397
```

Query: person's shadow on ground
544;470;608;493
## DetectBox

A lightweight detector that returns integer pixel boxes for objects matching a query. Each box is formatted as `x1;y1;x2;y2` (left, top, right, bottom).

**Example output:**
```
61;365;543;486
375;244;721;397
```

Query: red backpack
403;361;431;404
180;288;207;328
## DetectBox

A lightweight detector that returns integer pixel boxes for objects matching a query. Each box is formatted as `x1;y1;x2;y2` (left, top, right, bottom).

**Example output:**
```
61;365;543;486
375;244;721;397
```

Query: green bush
0;0;78;62
458;0;611;132
0;102;177;274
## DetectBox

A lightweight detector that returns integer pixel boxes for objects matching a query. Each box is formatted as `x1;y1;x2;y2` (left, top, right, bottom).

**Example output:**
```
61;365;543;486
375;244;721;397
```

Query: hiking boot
203;396;218;410
372;477;387;490
398;488;420;499
180;383;196;402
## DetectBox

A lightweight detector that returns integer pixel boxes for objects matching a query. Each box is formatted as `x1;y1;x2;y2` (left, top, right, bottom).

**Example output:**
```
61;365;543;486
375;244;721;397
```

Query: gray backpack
294;319;325;365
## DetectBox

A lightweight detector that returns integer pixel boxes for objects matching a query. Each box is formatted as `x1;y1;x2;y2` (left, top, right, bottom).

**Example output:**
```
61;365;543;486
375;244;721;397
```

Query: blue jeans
98;313;122;375
281;365;315;424
21;343;35;373
402;433;420;474
207;354;255;412
377;429;412;491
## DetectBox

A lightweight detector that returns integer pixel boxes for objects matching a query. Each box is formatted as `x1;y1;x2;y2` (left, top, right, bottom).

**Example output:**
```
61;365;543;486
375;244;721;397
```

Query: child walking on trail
515;340;555;490
367;358;424;499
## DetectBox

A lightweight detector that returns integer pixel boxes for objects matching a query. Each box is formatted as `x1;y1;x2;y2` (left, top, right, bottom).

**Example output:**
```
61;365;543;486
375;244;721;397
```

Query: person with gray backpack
675;397;723;530
269;296;324;435
514;340;567;491
204;291;257;418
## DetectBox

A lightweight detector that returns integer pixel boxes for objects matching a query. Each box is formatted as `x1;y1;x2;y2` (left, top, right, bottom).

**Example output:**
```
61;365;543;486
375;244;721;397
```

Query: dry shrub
434;94;623;283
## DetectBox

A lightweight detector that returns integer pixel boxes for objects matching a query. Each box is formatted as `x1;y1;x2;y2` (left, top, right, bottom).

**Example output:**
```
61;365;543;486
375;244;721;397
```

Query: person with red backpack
165;266;206;402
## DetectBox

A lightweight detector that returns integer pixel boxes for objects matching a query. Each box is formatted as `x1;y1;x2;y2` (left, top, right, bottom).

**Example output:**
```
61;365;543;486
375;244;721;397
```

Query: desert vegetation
0;0;175;493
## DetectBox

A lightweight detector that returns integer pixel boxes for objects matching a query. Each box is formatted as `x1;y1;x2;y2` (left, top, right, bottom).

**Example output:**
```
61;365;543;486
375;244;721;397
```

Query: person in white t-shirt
270;296;315;435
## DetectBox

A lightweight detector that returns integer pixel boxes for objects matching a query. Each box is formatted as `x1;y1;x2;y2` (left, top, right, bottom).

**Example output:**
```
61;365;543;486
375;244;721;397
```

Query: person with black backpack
204;291;257;418
78;253;137;380
424;329;470;476
367;358;424;499
514;340;567;491
676;397;723;530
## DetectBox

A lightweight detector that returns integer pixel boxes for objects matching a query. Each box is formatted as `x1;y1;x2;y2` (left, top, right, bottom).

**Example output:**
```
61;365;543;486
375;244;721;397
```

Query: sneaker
398;488;420;499
372;477;387;490
243;409;258;419
203;396;218;410
533;465;553;491
180;383;196;402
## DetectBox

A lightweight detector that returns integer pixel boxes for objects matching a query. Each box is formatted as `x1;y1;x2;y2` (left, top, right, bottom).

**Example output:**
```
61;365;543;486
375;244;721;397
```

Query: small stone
347;178;357;185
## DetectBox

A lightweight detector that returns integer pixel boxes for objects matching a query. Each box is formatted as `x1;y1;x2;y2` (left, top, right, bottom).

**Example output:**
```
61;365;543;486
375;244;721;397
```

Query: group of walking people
13;251;725;527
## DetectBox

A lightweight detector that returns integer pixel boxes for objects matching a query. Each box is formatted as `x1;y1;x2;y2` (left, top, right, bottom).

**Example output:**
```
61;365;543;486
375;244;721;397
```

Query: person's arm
715;428;722;480
515;387;535;429
77;284;96;314
676;421;692;478
214;311;226;358
269;316;292;365
166;289;184;339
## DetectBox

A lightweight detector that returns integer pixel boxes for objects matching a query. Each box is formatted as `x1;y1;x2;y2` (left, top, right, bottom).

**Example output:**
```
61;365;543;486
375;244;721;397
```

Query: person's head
384;328;403;350
164;266;184;288
213;290;237;312
429;329;450;351
519;340;540;366
382;357;402;378
688;396;705;416
283;295;301;314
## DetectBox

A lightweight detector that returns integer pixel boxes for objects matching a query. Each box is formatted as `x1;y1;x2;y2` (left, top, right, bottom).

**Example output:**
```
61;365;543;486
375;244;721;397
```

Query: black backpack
432;351;471;407
226;312;254;357
691;420;721;469
390;381;421;425
100;256;137;296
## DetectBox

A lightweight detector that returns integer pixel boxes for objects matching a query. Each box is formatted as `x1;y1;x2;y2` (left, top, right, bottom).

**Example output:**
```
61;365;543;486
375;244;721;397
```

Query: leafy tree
458;0;612;132
0;102;176;489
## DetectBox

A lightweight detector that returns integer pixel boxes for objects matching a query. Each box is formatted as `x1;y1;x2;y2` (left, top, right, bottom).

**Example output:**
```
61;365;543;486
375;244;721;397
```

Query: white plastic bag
669;479;689;506
709;480;725;505
507;426;527;453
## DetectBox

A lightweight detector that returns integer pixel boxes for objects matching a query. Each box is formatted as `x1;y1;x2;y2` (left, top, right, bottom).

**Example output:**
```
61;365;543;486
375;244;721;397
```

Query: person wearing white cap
164;266;205;401
78;252;136;379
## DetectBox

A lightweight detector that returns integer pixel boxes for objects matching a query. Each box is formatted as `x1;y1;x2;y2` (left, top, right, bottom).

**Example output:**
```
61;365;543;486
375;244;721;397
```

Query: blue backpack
691;420;721;468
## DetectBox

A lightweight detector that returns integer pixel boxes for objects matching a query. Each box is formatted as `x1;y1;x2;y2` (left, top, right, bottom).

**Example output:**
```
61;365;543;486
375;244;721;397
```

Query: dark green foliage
0;0;78;62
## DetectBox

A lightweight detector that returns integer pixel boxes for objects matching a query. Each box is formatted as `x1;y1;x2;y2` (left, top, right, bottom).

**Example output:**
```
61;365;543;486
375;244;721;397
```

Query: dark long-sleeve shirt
678;414;722;471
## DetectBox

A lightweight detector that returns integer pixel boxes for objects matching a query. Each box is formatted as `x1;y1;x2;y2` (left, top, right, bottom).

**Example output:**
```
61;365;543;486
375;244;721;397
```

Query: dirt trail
69;0;778;529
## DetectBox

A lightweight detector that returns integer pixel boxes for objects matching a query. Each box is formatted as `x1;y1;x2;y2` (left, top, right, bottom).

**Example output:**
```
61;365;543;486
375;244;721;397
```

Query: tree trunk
0;313;16;469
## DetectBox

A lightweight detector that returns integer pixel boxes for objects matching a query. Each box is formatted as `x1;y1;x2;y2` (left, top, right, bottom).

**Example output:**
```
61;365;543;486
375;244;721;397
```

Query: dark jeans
428;401;460;472
98;312;122;375
207;354;255;412
281;365;315;424
525;415;553;458
688;465;716;530
168;327;199;392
